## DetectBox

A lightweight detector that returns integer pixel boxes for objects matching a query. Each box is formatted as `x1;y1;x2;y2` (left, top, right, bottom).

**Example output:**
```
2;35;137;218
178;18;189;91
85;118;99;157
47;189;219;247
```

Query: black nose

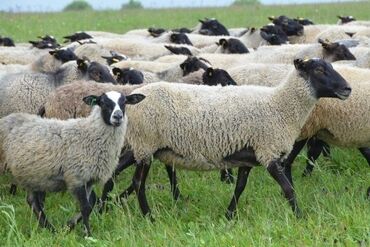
113;111;123;120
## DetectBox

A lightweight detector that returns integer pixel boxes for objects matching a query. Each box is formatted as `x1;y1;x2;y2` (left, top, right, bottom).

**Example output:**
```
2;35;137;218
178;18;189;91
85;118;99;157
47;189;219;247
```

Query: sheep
337;15;370;27
0;58;115;117
0;46;50;65
29;35;60;49
121;58;351;219
113;68;144;85
102;50;129;65
73;43;112;64
215;38;249;54
0;36;15;47
0;91;145;236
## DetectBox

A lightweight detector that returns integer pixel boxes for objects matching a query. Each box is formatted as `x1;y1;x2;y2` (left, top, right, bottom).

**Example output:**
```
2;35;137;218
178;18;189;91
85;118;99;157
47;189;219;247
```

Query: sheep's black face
270;16;304;36
148;27;166;37
293;18;314;25
322;42;356;61
172;27;192;33
86;62;116;84
180;57;210;76
49;48;78;63
260;25;288;45
170;33;193;45
294;58;351;100
0;37;15;47
39;35;57;42
217;38;249;54
113;67;144;85
102;51;128;65
83;91;145;126
30;39;60;49
202;68;237;86
165;45;192;56
199;18;229;36
63;32;93;43
338;15;356;24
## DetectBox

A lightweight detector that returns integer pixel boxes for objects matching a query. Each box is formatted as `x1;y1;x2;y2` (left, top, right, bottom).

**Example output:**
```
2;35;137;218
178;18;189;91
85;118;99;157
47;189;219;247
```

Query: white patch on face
106;91;123;124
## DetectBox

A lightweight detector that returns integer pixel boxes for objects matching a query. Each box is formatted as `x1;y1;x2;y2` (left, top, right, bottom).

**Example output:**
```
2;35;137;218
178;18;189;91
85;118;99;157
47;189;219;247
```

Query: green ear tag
90;98;97;106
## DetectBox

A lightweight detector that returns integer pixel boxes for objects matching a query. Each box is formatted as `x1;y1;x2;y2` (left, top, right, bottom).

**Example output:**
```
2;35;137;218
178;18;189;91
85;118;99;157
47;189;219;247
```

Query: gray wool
0;106;127;191
125;69;317;169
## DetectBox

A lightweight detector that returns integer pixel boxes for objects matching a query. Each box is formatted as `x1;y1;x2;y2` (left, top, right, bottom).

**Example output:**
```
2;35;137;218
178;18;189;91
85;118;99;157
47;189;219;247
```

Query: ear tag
90;98;97;106
112;58;119;62
303;57;310;62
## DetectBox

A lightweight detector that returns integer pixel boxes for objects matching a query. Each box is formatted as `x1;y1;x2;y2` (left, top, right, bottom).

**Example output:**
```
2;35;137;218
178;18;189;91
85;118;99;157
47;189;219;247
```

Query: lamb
0;91;145;236
0;58;115;117
121;58;351;219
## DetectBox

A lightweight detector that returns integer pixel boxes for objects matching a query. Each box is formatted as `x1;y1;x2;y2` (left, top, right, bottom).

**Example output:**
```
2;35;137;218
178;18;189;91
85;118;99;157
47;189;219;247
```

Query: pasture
0;2;369;246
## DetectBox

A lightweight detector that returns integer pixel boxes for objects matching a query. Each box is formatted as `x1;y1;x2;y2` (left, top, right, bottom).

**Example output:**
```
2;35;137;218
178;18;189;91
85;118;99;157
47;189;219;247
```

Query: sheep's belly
15;174;67;192
155;149;256;171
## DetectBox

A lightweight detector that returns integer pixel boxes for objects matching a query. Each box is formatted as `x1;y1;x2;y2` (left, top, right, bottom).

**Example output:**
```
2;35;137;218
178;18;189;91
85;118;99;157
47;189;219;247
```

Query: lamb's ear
112;67;121;76
294;58;308;71
83;95;100;106
77;58;88;72
206;67;214;77
126;94;145;105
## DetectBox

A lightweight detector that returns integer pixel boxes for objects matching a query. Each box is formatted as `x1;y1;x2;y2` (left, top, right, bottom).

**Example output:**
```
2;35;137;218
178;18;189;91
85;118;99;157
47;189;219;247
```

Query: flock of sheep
0;14;369;236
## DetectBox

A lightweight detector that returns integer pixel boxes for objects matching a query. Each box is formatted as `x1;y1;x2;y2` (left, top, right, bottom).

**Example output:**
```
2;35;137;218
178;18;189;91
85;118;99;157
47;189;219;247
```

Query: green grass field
0;2;369;246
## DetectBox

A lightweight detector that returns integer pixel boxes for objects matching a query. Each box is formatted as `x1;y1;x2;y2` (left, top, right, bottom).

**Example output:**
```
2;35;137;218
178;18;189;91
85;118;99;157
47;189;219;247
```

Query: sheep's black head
63;32;93;43
172;27;192;33
165;45;192;56
260;25;288;45
0;36;15;47
269;15;304;36
319;39;356;61
83;91;145;127
202;67;237;86
199;18;229;36
293;17;314;25
170;33;193;45
30;38;60;49
337;15;356;24
112;67;144;85
38;35;57;43
216;38;249;54
294;58;351;100
180;56;210;76
49;48;78;63
148;27;166;37
102;51;128;65
77;59;116;84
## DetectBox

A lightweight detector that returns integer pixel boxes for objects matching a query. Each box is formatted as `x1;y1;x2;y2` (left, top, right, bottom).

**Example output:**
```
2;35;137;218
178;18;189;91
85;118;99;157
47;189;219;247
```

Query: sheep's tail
37;105;46;118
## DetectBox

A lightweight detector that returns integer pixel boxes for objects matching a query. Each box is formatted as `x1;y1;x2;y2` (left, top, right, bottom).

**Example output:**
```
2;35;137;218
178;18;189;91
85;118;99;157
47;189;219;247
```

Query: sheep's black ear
199;19;205;24
49;50;57;56
112;67;122;76
250;27;256;33
83;95;100;106
337;15;343;20
219;38;227;47
319;39;331;49
77;59;88;72
268;16;275;21
294;58;308;71
170;34;177;42
126;94;145;105
206;67;214;77
345;32;355;37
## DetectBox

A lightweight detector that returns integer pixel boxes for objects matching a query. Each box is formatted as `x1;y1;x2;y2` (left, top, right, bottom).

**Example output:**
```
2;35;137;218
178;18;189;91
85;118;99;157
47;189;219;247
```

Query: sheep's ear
170;33;177;42
294;58;309;71
199;19;205;24
49;50;57;56
206;67;214;77
337;15;343;20
126;94;145;105
83;95;100;106
319;39;331;49
219;38;227;47
77;59;88;72
112;67;121;76
250;27;256;33
268;16;275;21
345;32;355;37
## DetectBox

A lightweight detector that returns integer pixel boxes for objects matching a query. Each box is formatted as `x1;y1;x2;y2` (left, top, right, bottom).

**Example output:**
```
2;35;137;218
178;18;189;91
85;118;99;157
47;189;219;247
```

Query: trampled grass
0;2;369;246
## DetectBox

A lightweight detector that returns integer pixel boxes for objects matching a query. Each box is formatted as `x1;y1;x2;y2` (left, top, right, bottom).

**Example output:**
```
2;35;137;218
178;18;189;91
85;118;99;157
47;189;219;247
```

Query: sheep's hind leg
303;137;328;177
9;183;17;195
282;139;307;187
165;165;181;200
267;159;302;218
100;151;135;213
225;166;252;220
131;161;152;217
26;191;54;231
220;169;234;184
67;189;96;231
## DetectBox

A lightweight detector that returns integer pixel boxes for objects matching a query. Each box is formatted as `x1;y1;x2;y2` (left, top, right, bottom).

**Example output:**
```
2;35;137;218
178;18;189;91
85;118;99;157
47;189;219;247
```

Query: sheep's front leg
132;161;152;217
26;191;54;231
225;166;252;220
267;160;302;218
72;185;95;236
68;189;96;231
282;139;307;186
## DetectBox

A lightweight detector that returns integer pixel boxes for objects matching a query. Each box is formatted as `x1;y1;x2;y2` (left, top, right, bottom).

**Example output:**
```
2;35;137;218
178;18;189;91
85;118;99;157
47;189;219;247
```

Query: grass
0;2;369;246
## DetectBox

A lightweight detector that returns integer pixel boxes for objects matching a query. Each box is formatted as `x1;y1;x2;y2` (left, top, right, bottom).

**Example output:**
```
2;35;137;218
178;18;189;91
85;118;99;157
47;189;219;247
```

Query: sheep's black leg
267;160;301;218
9;184;17;195
132;161;152;217
165;165;181;200
100;151;135;212
26;191;54;230
283;139;307;186
303;137;327;176
119;183;135;199
358;147;370;199
68;189;96;231
72;185;94;236
220;169;234;184
225;166;252;220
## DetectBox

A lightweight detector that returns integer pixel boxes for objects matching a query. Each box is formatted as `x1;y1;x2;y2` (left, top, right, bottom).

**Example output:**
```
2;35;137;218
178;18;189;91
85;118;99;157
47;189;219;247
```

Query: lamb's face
202;68;237;86
294;58;351;100
112;67;144;85
83;91;146;126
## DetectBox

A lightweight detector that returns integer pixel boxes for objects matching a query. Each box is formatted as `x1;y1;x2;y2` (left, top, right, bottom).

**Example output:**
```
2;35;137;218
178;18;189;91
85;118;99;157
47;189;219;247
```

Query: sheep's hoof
225;210;235;221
